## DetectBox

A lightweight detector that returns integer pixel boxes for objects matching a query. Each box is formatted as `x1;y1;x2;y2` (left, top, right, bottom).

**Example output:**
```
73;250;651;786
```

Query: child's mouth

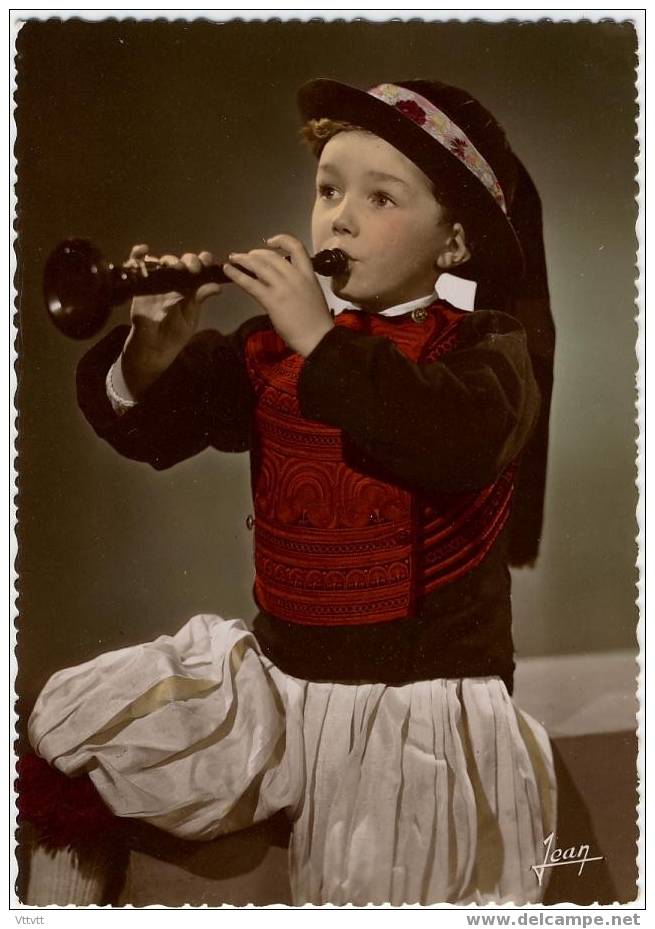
333;251;354;274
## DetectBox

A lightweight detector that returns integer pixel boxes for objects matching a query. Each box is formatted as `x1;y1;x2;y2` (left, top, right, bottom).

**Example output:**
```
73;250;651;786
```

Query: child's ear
435;223;471;270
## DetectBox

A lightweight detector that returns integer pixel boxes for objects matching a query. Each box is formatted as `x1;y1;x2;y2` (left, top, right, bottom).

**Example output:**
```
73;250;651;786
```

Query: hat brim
298;79;524;283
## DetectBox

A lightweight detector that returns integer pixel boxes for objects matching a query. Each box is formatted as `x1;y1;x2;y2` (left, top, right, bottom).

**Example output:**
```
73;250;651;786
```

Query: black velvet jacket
77;307;540;694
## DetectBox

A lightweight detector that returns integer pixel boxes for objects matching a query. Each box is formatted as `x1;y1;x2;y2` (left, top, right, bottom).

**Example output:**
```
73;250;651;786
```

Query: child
24;78;556;906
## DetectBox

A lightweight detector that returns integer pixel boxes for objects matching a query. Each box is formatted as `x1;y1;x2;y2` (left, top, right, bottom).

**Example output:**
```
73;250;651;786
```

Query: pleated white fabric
29;614;557;906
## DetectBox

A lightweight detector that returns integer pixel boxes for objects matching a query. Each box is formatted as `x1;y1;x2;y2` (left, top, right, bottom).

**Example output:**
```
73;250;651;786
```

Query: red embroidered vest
244;302;516;626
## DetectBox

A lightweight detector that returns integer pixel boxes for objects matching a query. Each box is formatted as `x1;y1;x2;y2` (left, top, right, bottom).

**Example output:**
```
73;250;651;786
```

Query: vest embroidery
244;303;515;626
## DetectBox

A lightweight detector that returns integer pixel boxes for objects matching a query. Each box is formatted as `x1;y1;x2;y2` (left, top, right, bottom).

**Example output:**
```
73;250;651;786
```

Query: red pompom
16;754;125;849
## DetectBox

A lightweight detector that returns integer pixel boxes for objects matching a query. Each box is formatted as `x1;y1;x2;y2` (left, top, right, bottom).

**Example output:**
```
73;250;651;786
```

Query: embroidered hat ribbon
368;83;507;214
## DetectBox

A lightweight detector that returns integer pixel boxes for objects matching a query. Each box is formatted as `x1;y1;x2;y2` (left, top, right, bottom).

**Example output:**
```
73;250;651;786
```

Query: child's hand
223;234;334;357
121;244;222;398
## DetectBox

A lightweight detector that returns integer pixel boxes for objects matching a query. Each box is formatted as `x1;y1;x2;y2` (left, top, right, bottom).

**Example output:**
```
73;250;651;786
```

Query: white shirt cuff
106;356;138;414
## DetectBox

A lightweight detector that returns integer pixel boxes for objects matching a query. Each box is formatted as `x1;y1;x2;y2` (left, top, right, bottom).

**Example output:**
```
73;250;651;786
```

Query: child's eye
370;191;395;208
317;184;339;200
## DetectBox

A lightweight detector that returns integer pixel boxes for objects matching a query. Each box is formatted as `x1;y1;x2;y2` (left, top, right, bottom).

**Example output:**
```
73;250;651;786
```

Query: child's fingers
160;254;185;270
222;261;267;300
125;244;151;277
129;243;150;261
193;252;221;302
171;253;221;306
194;283;222;304
228;249;287;285
180;252;203;275
265;234;313;274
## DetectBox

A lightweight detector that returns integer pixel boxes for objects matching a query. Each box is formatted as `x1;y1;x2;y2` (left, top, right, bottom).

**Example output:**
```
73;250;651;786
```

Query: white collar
323;273;477;316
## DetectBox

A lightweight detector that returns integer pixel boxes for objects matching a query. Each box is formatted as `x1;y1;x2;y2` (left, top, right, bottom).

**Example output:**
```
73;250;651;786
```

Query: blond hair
300;118;367;156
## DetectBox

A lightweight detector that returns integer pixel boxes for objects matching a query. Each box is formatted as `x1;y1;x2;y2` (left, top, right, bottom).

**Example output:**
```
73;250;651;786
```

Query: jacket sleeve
297;310;540;494
76;321;262;470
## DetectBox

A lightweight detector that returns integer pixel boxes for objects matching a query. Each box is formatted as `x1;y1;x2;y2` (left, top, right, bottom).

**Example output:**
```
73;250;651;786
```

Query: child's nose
332;199;358;236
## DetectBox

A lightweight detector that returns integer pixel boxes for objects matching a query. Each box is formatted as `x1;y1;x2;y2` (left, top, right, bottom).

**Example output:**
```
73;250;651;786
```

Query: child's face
311;130;453;311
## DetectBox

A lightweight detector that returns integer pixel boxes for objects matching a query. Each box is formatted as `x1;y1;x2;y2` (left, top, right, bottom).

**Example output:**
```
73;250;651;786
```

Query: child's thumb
194;283;223;304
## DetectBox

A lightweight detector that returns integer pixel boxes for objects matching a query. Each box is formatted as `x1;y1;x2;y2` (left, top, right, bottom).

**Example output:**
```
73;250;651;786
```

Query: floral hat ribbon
368;83;507;215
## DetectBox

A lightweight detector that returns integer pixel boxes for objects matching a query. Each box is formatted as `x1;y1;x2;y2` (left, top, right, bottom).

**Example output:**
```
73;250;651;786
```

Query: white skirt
29;614;557;906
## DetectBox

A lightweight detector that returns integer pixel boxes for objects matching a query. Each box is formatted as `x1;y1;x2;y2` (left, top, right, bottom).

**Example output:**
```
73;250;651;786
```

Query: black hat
298;79;524;282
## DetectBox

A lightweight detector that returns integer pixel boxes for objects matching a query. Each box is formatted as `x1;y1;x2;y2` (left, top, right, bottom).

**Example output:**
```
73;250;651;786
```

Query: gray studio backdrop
16;19;637;714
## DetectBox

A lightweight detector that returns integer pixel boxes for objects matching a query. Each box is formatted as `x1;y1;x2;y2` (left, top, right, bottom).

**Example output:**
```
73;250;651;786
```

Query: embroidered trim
245;304;517;626
368;83;507;214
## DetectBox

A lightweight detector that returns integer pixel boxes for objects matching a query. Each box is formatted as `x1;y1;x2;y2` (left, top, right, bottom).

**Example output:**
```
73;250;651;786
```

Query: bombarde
43;238;349;340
